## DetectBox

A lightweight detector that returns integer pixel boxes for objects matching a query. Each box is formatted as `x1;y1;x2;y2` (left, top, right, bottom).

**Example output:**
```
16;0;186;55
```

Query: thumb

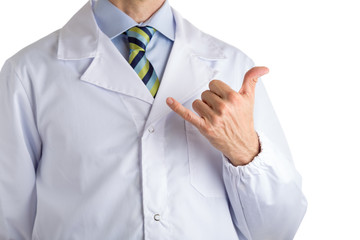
239;66;269;96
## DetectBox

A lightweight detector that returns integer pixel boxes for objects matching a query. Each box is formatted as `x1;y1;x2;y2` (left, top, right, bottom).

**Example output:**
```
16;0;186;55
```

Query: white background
1;0;359;239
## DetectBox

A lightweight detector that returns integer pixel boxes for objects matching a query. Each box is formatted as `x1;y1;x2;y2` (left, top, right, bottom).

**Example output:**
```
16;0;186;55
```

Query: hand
166;66;269;166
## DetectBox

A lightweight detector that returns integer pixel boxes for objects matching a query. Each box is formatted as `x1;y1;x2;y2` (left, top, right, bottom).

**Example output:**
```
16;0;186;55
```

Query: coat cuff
222;131;271;178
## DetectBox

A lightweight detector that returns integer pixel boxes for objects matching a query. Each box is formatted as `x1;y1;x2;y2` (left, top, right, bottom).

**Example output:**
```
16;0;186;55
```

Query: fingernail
166;97;173;105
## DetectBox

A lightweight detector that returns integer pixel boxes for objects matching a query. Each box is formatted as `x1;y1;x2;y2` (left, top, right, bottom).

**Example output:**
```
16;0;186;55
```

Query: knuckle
238;88;246;95
227;91;240;103
184;111;193;121
202;124;213;136
249;79;257;88
192;99;201;109
247;77;258;88
209;80;218;89
211;115;222;126
172;103;181;112
209;80;222;91
201;90;210;100
216;102;227;114
240;89;252;98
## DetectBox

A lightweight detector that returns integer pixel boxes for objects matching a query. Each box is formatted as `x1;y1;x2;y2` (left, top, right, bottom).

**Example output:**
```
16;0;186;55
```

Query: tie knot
126;26;157;51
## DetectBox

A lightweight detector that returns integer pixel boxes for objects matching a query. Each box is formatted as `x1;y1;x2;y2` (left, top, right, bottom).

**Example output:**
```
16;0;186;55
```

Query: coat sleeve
0;60;41;239
222;78;307;240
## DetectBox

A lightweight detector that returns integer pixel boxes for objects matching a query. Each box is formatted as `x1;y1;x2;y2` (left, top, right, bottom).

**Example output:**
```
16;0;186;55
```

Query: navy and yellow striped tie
125;26;160;97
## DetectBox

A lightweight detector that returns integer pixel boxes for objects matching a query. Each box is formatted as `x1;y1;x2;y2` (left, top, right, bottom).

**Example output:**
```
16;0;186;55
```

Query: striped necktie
125;26;160;97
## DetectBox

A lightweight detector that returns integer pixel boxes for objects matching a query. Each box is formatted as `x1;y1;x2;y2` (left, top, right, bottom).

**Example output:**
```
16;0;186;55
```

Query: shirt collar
93;0;175;41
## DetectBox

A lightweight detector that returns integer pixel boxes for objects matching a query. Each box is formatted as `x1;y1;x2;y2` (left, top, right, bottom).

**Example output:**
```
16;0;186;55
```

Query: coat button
148;127;155;133
154;214;160;221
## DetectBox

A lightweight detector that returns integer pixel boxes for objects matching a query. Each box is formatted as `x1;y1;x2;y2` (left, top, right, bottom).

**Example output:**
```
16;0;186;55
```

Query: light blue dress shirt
92;0;175;81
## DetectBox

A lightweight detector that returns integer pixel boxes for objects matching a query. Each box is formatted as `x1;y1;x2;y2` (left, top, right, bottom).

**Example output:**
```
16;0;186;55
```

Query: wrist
228;133;261;166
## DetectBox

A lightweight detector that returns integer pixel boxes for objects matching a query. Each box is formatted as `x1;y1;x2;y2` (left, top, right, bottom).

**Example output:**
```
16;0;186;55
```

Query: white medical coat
0;1;307;239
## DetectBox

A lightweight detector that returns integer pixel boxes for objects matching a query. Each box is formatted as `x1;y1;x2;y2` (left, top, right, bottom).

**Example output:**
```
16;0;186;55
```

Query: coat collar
57;1;99;60
57;1;226;61
57;0;227;126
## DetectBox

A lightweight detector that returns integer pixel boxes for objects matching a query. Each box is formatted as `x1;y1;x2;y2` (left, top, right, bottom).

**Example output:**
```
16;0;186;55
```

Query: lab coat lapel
145;9;226;127
57;1;154;104
80;33;154;104
57;2;227;115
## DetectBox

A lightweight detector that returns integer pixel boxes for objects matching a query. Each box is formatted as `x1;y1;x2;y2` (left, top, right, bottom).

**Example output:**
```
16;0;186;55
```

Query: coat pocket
185;121;226;198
